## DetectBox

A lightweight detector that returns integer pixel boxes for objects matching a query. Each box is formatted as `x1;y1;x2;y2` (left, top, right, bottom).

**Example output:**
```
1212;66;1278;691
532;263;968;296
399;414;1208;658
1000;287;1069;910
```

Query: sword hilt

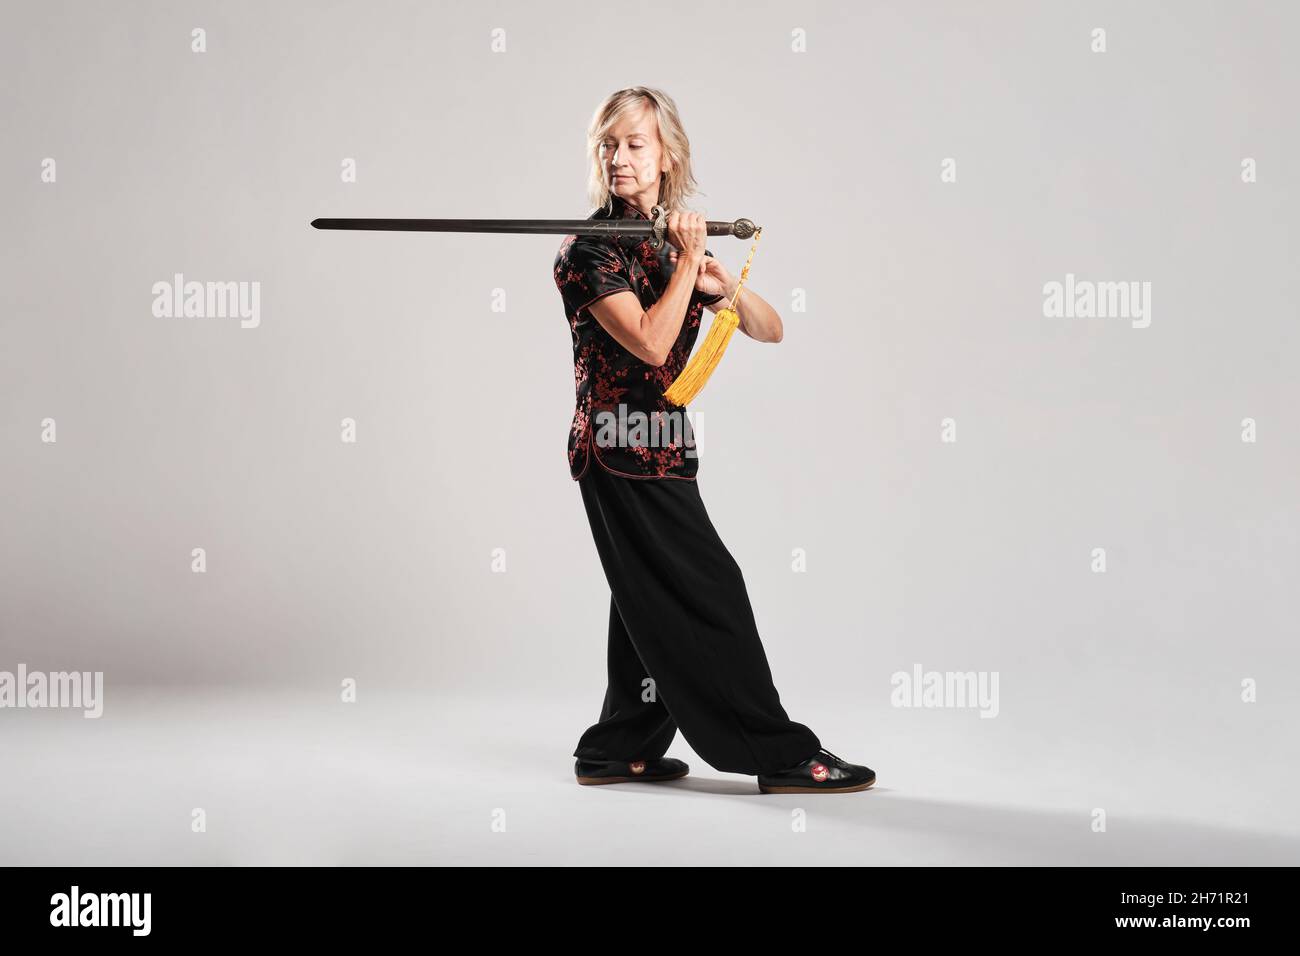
647;205;758;250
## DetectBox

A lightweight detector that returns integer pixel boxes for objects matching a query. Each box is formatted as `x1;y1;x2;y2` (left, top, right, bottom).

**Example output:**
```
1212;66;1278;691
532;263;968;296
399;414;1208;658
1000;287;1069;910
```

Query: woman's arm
587;210;710;366
587;253;702;367
700;255;783;343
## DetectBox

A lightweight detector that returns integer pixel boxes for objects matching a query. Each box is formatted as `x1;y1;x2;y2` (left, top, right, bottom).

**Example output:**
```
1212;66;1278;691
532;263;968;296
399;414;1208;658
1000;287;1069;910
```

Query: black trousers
574;461;821;775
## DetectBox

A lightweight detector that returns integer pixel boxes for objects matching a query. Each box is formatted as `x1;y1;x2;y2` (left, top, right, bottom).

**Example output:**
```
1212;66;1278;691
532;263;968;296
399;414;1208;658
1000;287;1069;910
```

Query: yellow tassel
662;224;761;406
663;307;741;406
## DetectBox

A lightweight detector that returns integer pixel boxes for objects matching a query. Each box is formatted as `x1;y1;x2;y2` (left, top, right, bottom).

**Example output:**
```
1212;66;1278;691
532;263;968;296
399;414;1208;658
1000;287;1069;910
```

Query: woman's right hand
666;210;707;264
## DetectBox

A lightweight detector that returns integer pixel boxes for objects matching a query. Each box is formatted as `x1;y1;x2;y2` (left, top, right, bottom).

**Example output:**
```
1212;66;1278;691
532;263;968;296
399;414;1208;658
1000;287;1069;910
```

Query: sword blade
310;218;652;236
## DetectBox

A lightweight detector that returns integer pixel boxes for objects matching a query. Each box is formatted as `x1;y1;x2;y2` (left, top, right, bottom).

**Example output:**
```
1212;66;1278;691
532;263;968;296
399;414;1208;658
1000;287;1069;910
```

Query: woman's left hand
691;254;735;300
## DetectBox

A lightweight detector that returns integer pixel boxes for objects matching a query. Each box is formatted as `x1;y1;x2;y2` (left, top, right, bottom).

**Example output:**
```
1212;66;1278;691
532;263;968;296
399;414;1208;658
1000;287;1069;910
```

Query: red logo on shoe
629;760;646;775
811;763;830;782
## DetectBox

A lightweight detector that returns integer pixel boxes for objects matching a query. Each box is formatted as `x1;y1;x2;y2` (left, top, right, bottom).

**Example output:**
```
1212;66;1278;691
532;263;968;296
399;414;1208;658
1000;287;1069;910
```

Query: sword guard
649;204;668;251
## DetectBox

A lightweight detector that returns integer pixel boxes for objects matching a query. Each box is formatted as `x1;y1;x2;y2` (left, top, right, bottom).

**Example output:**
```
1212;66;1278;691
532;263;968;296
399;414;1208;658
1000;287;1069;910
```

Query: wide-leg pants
574;461;821;775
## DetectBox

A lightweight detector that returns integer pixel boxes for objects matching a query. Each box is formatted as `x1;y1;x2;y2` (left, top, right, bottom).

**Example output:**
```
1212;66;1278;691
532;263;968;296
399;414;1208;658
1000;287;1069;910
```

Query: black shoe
756;748;876;794
575;756;690;785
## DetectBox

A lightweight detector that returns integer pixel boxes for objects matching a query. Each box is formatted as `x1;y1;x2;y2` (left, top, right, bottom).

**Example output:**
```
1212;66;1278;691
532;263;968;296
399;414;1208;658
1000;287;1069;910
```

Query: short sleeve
554;238;636;317
699;249;725;306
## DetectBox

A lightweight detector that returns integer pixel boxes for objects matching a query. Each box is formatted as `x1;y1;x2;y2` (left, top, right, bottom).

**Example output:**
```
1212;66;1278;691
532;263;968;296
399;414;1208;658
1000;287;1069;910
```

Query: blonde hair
585;87;704;214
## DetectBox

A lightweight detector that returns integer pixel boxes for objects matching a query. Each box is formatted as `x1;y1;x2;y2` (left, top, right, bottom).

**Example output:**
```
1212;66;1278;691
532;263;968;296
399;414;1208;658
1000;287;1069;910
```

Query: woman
553;87;875;794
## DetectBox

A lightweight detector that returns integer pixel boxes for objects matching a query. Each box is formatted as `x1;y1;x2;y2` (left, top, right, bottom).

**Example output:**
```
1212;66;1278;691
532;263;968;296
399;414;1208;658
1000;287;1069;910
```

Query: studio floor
2;686;1295;867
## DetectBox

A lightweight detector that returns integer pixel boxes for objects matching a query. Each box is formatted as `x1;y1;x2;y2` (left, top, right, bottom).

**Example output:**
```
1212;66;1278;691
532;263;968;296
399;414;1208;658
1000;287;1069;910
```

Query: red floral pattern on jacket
553;194;725;481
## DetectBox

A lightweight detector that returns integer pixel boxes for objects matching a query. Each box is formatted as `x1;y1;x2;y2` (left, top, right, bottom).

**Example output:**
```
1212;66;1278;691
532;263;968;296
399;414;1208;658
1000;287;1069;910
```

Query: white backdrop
2;0;1296;865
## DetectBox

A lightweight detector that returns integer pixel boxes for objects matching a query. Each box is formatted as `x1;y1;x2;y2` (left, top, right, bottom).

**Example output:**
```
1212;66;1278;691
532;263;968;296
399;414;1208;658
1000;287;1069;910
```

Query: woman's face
599;104;666;209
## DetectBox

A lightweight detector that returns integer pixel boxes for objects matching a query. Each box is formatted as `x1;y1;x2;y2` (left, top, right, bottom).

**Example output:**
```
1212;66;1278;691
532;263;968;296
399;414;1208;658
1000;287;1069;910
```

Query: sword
310;204;759;251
